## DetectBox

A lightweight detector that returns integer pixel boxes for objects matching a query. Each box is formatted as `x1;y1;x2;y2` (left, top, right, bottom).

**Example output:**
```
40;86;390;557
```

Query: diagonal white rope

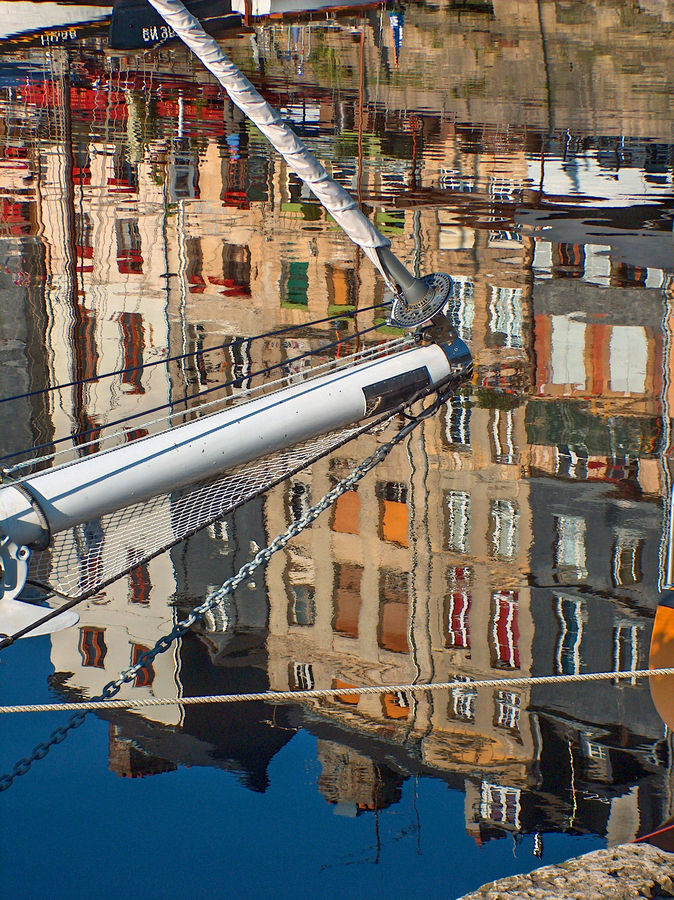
3;667;674;714
146;0;395;286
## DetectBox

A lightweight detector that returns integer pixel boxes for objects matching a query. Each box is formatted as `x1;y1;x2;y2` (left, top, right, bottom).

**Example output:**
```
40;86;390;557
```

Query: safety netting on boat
23;335;416;602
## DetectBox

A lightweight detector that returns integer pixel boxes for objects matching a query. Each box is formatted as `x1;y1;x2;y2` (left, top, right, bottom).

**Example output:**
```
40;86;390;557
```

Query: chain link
0;388;448;792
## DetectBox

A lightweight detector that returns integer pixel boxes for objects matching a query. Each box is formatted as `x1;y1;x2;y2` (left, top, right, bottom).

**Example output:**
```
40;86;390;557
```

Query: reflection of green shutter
283;261;309;307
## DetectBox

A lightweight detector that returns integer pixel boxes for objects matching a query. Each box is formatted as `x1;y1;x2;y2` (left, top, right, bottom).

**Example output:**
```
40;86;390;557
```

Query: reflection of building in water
0;17;672;846
317;740;403;814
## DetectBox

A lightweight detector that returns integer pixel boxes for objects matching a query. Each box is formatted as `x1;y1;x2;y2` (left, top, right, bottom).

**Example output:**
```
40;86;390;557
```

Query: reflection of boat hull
0;2;112;41
109;0;241;49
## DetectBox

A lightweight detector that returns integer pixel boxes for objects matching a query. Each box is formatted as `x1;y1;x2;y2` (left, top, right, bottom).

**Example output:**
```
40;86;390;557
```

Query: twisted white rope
3;666;673;715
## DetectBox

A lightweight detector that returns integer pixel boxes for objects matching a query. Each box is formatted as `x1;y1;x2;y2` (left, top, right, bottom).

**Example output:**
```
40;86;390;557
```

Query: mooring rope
0;379;463;791
2;667;674;716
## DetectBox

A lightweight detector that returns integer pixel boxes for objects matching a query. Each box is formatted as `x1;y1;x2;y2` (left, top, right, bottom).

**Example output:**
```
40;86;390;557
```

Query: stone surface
458;843;674;900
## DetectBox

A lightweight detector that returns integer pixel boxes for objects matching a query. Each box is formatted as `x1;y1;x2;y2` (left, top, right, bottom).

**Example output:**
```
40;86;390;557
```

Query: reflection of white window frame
491;499;519;558
609;326;647;395
446;491;471;552
554;515;588;580
613;623;640;685
488;286;523;348
446;591;471;649
612;530;643;586
555;596;584;675
293;662;315;690
490;591;520;669
480;781;521;830
490;409;517;465
495;690;521;731
550;315;587;389
445;395;471;446
448;276;475;342
449;676;476;722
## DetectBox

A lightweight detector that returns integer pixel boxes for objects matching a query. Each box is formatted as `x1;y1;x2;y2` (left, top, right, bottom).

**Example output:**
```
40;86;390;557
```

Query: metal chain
0;387;445;793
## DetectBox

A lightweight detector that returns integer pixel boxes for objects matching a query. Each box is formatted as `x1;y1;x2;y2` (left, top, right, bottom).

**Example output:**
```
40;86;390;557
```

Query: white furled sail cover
146;0;394;282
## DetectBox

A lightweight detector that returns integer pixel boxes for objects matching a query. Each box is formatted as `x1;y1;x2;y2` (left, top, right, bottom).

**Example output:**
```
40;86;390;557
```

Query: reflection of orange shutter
332;268;349;305
332;491;359;534
334;564;362;637
382;500;408;547
382;692;409;719
333;679;359;705
379;600;409;653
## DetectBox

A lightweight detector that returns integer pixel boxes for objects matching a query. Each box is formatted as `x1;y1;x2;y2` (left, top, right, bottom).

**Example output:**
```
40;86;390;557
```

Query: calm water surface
1;1;673;897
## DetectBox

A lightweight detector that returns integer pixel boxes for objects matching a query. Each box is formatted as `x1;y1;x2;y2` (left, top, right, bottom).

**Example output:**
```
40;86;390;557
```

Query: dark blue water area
1;637;602;899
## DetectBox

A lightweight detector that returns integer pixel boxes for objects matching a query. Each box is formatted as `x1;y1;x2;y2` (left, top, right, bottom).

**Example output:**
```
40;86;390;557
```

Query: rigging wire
0;301;391;406
0;378;464;791
0;358;445;646
0;320;400;471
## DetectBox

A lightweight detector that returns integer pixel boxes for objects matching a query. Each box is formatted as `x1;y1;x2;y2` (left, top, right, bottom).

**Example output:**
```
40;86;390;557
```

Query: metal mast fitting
146;0;454;330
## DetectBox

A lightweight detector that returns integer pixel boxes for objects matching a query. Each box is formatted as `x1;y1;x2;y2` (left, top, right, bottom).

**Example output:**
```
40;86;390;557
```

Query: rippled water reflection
1;1;673;896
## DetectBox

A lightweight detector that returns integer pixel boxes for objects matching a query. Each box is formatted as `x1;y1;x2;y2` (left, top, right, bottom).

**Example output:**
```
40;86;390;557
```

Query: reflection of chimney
108;724;176;779
316;740;402;813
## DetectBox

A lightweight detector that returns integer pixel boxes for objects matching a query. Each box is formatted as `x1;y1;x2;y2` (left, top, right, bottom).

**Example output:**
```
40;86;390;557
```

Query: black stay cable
0;302;390;406
0;321;394;467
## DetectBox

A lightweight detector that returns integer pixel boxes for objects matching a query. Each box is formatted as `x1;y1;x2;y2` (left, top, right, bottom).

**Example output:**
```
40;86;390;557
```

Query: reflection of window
332;490;359;534
131;644;155;688
119;313;144;394
550;315;586;388
446;277;474;342
552;242;585;278
79;627;107;668
554;515;587;582
326;264;356;308
446;491;470;553
229;336;252;388
219;243;251;297
127;551;151;604
333;678;359;705
490;499;519;559
494;690;521;732
490;591;520;669
613;623;640;684
288;480;311;522
488;286;523;348
74;307;98;383
116;219;143;274
289;585;315;626
444;566;472;649
292;662;314;690
333;563;362;638
382;690;409;719
281;260;309;307
609;326;647;394
449;676;476;722
555;597;584;675
378;570;409;653
489;409;518;465
612;531;643;586
445;395;471;447
377;481;408;547
480;781;521;830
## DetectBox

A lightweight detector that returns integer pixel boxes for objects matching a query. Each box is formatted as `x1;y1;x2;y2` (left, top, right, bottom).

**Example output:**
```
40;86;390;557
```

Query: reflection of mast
58;48;98;454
